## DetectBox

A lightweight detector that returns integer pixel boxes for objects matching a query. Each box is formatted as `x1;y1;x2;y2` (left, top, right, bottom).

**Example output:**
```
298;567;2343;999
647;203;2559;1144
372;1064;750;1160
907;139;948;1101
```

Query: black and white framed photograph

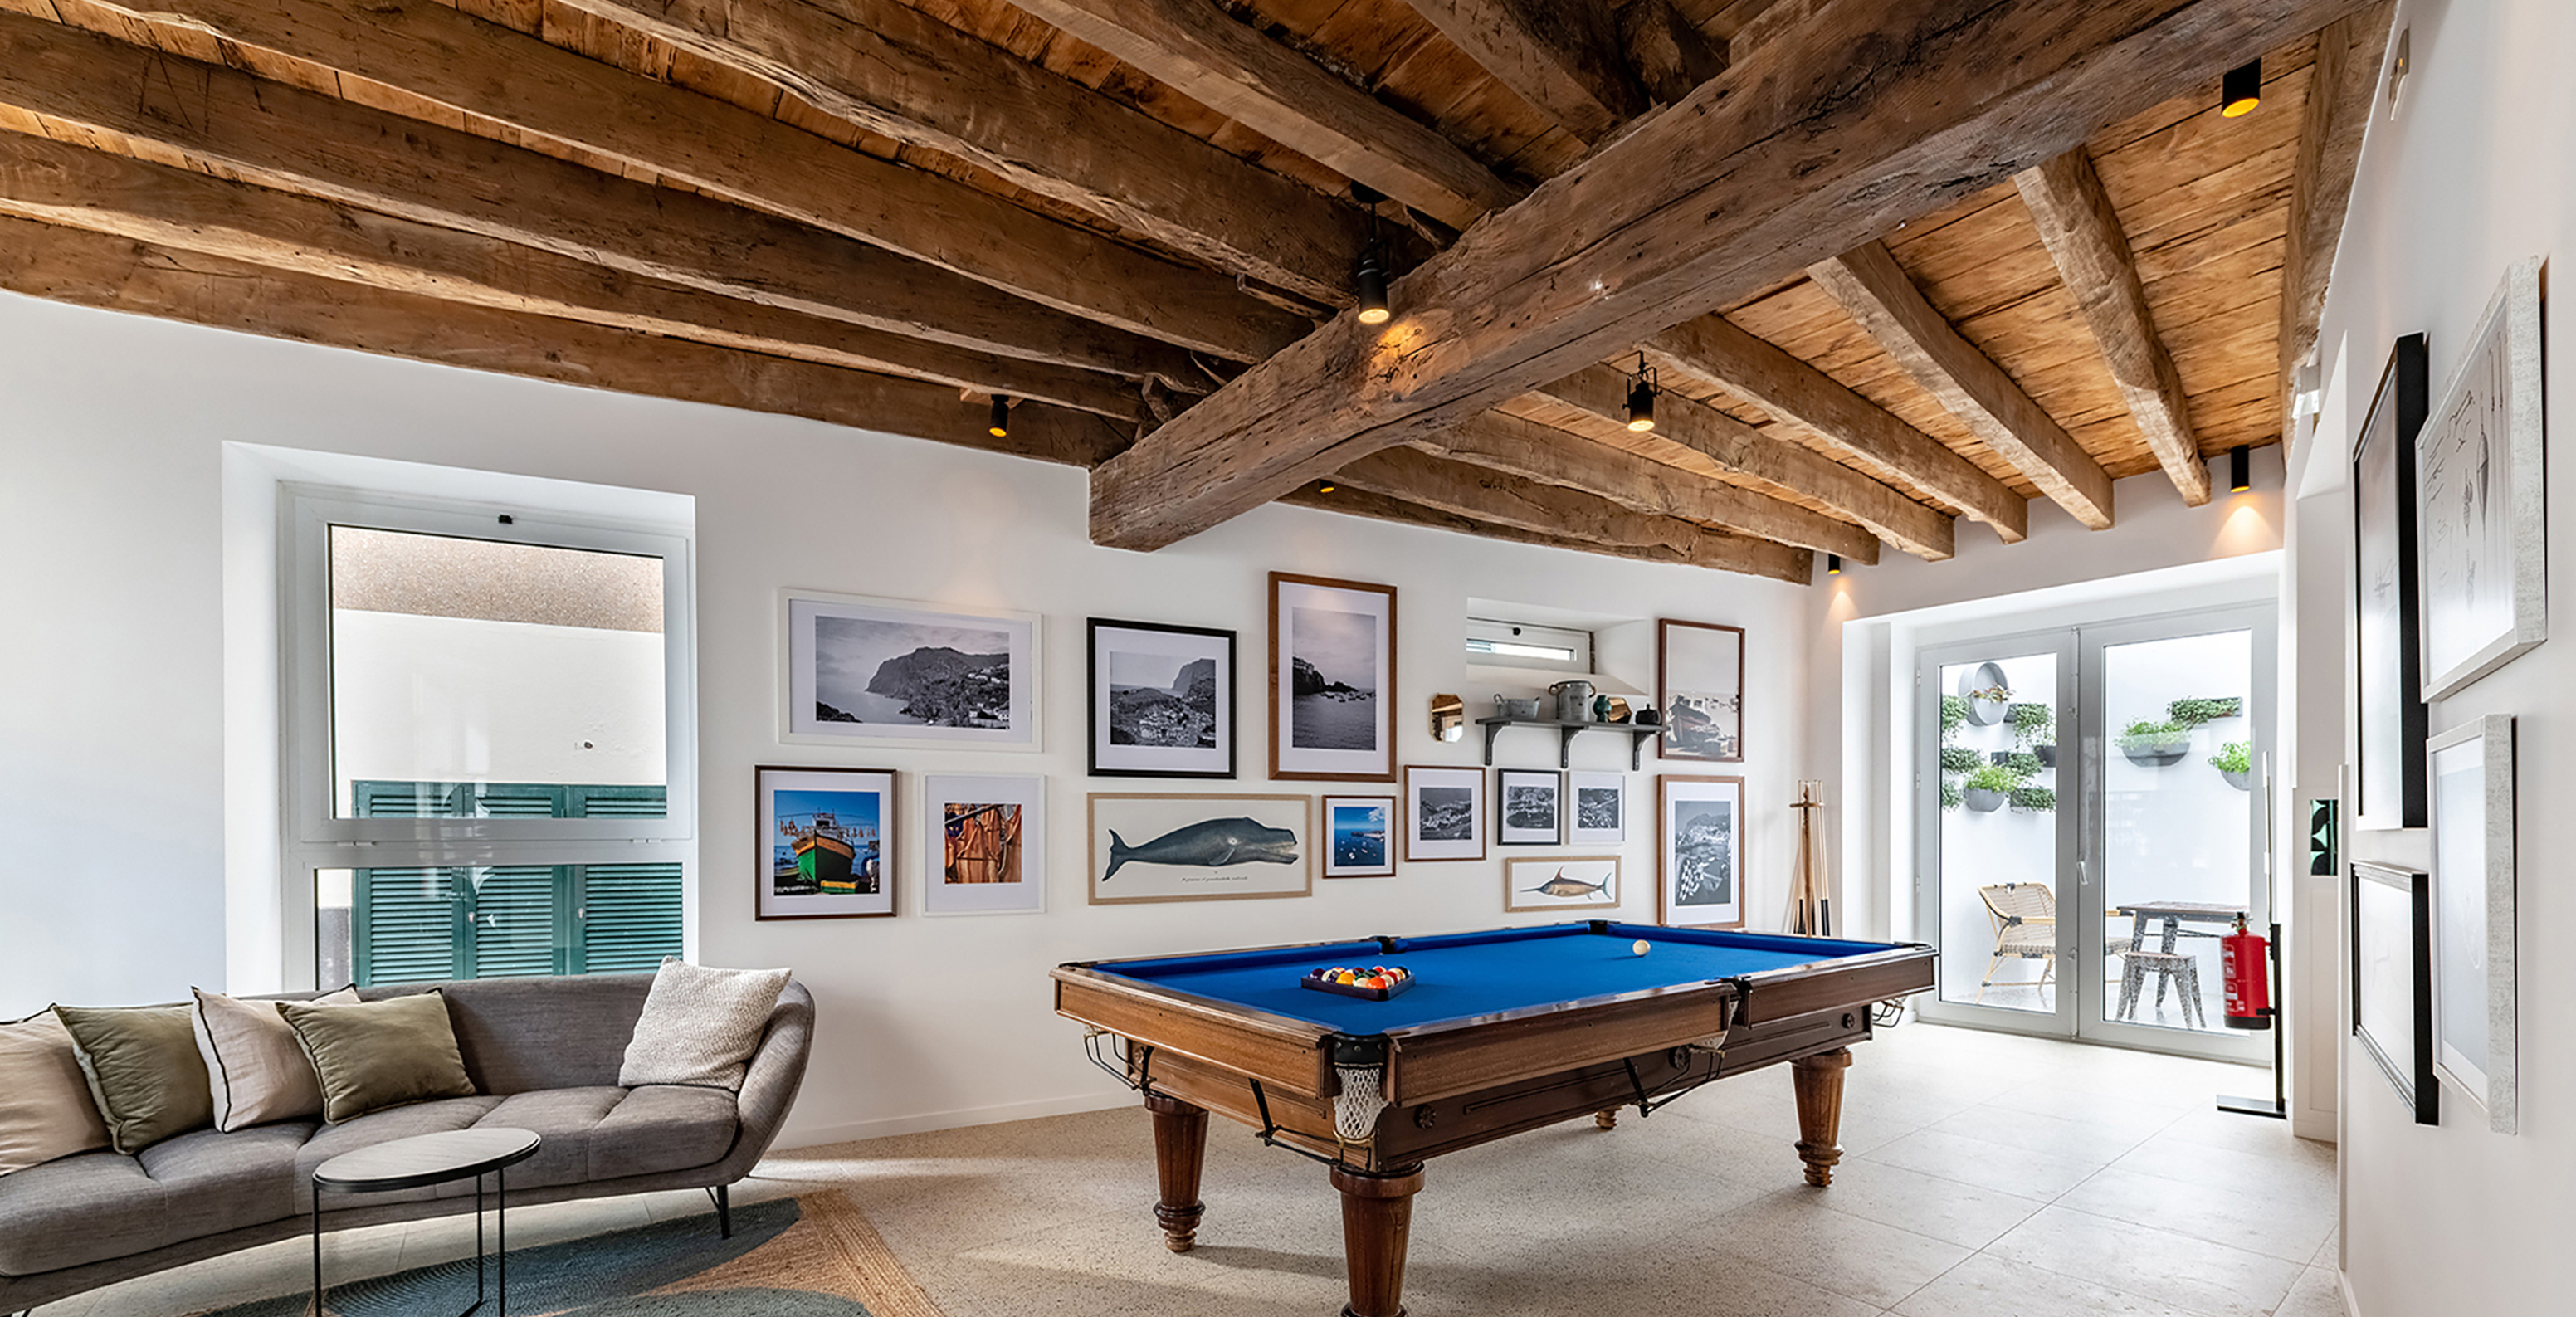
1495;768;1563;846
2351;335;2429;832
1504;856;1620;914
1086;793;1312;905
923;773;1046;916
1403;765;1485;862
756;765;895;920
1658;619;1744;762
1270;573;1397;781
1660;775;1744;929
1088;618;1236;778
783;589;1039;750
1322;795;1398;878
2353;861;2438;1125
2430;715;2517;1132
2419;258;2548;700
1568;770;1627;846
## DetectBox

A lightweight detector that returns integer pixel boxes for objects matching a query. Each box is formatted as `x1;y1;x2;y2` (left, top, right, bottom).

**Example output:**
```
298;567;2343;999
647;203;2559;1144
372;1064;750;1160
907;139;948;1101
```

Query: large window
283;487;695;987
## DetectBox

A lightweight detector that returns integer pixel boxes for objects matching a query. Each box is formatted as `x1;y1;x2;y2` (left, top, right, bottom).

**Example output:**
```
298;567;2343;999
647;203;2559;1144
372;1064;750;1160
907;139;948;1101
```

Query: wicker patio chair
1974;882;2058;1002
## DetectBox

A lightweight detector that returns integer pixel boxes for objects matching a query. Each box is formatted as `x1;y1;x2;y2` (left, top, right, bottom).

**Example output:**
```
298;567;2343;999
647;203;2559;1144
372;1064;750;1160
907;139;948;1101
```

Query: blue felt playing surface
1087;922;1896;1034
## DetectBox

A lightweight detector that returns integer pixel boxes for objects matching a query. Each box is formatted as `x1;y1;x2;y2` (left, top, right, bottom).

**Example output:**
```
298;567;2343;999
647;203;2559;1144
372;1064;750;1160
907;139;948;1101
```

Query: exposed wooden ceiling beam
0;14;1205;387
1279;483;1803;579
546;0;1379;310
2281;1;2398;445
0;131;1139;421
2015;149;2208;505
1005;0;1522;230
1087;0;2347;553
58;0;1305;363
1808;241;2117;529
1398;0;1645;141
1615;0;1731;105
0;217;1130;466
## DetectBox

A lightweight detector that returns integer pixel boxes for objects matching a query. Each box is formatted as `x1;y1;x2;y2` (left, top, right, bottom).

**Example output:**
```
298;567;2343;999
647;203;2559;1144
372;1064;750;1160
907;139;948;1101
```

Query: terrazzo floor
37;1023;2343;1317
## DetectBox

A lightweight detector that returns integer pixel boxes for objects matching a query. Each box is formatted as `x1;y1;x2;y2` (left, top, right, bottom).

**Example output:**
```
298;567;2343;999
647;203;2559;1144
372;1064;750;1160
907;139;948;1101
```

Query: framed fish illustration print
1660;775;1744;929
1086;793;1314;905
756;765;895;920
1505;856;1619;913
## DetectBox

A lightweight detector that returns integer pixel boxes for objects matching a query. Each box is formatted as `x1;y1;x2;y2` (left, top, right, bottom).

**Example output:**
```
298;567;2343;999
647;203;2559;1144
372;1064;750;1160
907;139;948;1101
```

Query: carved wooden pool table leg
1331;1163;1425;1317
1593;1108;1619;1130
1146;1093;1208;1251
1791;1046;1853;1187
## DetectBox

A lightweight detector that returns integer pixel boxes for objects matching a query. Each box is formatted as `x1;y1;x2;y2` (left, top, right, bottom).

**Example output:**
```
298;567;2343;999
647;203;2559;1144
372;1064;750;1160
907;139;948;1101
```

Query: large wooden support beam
547;0;1378;310
1642;316;2023;540
0;217;1132;466
59;0;1305;363
1398;0;1645;141
0;14;1207;388
1005;0;1521;229
2280;1;2397;445
2015;149;2208;505
0;131;1139;420
1808;241;2117;529
1280;484;1802;579
1089;0;2349;552
1614;0;1730;105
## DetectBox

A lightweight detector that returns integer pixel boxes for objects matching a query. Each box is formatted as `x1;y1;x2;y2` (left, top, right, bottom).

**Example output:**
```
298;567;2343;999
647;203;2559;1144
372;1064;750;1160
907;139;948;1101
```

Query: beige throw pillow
281;991;478;1124
53;1004;214;1155
1;1011;112;1176
619;959;792;1090
193;987;359;1132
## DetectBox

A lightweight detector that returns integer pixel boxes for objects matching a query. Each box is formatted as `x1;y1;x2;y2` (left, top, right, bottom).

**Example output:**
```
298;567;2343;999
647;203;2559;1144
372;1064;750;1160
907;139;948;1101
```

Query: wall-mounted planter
1961;661;2010;726
2120;736;2191;768
2035;744;2058;768
2221;768;2253;791
1963;787;2008;812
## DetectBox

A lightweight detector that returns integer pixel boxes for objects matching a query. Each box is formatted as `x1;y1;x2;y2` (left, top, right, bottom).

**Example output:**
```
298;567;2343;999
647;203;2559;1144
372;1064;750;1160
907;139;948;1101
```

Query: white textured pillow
619;960;792;1090
2;1010;112;1176
193;986;359;1131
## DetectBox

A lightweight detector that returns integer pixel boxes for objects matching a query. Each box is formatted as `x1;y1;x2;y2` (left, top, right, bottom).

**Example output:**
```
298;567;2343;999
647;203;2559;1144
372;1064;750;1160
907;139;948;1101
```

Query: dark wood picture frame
1656;619;1746;763
754;764;897;921
2352;861;2438;1125
1269;572;1398;782
1402;764;1486;862
1086;617;1237;780
1495;768;1564;846
2351;334;2429;831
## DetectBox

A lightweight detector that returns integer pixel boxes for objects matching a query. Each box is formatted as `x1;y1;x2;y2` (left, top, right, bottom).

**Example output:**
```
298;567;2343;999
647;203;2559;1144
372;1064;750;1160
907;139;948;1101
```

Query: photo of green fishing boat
773;790;881;896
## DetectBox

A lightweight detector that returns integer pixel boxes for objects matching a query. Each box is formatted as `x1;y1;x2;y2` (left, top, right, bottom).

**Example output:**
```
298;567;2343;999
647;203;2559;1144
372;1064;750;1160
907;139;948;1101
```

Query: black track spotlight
1352;182;1392;326
1625;353;1659;432
1827;554;1843;577
2222;59;2262;117
988;394;1012;438
2229;444;2252;493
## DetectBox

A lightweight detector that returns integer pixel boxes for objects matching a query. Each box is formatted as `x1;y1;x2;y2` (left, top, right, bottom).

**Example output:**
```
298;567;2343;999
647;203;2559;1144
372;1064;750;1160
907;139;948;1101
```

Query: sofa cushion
0;1122;313;1276
194;986;358;1132
53;1006;212;1155
282;992;476;1124
391;976;652;1095
592;1087;739;1181
619;961;791;1090
1;1011;111;1176
294;1095;503;1212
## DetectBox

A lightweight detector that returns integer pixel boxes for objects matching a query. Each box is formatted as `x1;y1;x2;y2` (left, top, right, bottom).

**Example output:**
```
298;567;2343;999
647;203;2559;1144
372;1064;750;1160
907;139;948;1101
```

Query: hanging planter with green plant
1961;763;2017;813
2117;718;2193;768
2002;750;2043;778
1939;746;1983;774
1964;682;2013;728
1939;778;1964;811
2008;785;2056;812
2008;702;2056;765
2168;696;2244;729
2211;739;2254;790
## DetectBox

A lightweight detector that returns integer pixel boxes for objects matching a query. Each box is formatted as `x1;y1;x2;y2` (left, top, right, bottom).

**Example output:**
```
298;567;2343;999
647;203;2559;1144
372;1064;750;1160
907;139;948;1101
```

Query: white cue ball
1632;939;1651;956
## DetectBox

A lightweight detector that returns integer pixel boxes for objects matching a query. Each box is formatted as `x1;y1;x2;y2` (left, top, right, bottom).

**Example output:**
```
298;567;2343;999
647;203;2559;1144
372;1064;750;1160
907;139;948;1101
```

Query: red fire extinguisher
2222;914;2272;1030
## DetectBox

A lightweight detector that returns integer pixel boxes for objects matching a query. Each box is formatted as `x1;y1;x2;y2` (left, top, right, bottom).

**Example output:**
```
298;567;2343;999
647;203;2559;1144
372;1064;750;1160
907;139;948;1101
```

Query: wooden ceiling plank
1642;315;2027;542
1616;0;1730;105
1395;0;1644;141
61;0;1305;364
0;13;1208;386
2015;148;2212;504
1808;241;2118;528
1278;483;1803;579
2279;1;2395;445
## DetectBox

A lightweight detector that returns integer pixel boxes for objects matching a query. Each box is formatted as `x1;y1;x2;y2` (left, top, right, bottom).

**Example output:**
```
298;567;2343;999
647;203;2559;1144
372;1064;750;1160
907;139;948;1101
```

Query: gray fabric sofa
0;973;813;1313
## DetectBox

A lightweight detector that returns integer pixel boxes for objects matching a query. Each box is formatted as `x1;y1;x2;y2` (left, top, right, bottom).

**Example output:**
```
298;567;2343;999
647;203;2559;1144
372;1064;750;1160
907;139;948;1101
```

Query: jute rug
193;1194;945;1317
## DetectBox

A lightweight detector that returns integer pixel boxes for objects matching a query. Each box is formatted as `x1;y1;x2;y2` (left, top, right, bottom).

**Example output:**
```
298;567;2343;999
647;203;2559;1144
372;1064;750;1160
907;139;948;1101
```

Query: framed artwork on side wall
1271;573;1397;781
2429;715;2517;1132
2349;335;2429;831
1568;771;1627;846
1659;775;1744;929
1495;768;1563;846
2352;861;2437;1125
1087;618;1237;778
922;773;1046;916
1658;620;1744;762
1321;795;1398;878
1403;765;1485;862
783;590;1039;751
2417;257;2548;700
756;765;895;920
1505;856;1619;913
1087;793;1312;905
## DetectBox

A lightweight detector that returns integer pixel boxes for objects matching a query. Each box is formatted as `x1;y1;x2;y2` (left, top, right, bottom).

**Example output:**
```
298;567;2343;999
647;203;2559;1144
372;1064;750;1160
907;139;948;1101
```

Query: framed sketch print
1567;771;1627;846
1087;793;1312;905
2418;259;2548;700
1495;768;1563;846
1088;618;1236;778
1403;765;1485;862
2429;716;2517;1131
783;590;1039;750
1505;856;1619;913
922;774;1046;916
2352;861;2438;1125
1658;620;1744;762
1322;795;1398;878
757;766;895;920
1270;573;1396;781
1660;775;1744;929
2350;334;2429;832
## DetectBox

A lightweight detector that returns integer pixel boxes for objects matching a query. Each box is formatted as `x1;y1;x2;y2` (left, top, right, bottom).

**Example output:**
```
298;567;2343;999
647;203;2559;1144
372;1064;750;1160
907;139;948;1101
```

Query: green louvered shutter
577;863;685;973
466;866;566;978
354;867;460;984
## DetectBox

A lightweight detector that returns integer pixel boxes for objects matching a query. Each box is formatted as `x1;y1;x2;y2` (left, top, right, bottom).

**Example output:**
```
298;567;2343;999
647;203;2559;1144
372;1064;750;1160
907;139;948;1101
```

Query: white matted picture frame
1568;771;1627;846
1495;768;1563;846
2418;258;2548;700
2429;715;2517;1132
756;765;895;920
1270;573;1397;781
1505;856;1619;913
1088;793;1313;905
782;588;1040;750
1403;765;1485;862
1659;775;1744;929
1321;795;1398;878
922;773;1046;916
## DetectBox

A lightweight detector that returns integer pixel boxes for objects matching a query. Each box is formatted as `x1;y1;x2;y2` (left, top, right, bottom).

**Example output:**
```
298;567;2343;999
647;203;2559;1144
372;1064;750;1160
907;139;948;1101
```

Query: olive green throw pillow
52;1004;214;1155
281;992;477;1124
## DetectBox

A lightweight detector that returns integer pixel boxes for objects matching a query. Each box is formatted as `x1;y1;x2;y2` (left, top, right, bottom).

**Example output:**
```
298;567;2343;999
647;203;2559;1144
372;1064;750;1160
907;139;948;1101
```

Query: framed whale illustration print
1086;793;1314;905
1505;856;1619;913
1270;573;1397;781
783;588;1040;751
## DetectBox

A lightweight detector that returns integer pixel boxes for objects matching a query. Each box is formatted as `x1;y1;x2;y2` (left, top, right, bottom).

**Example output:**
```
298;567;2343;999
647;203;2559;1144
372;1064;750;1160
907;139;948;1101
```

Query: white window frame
1465;617;1596;674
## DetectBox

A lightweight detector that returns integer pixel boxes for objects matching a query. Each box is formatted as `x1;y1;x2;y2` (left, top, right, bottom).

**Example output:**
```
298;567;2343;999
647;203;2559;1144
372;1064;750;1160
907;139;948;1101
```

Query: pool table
1053;919;1935;1316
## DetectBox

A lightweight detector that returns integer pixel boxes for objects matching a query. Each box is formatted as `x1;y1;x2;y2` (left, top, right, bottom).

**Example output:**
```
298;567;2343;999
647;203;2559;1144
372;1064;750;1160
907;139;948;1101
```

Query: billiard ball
1632;939;1651;957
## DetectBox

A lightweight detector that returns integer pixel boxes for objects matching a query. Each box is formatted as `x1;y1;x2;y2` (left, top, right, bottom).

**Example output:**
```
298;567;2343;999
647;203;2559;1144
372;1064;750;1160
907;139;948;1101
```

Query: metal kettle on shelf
1548;680;1597;723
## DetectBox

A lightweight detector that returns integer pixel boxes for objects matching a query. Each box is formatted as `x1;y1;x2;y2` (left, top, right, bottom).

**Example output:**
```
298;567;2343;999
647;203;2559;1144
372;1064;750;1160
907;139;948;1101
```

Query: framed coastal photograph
1495;768;1563;846
1403;765;1485;862
1569;771;1627;846
756;766;895;920
922;774;1046;916
1088;618;1235;779
2429;716;2517;1131
1270;573;1396;781
2418;259;2547;700
1087;793;1312;905
1660;775;1744;929
783;589;1039;750
1322;795;1398;878
2353;861;2438;1125
2351;335;2429;832
1504;856;1619;914
1658;620;1744;762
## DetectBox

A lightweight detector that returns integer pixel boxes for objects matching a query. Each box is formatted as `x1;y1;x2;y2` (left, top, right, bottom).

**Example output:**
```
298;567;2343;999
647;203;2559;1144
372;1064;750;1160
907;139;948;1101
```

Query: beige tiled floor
43;1023;2342;1317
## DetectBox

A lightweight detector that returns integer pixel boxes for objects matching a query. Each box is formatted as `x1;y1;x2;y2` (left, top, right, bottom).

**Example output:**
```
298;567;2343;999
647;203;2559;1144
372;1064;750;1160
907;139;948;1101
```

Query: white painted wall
0;289;1818;1144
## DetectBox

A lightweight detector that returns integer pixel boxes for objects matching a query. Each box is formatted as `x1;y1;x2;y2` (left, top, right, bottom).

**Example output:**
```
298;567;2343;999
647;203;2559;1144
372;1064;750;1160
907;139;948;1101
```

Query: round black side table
311;1127;542;1317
